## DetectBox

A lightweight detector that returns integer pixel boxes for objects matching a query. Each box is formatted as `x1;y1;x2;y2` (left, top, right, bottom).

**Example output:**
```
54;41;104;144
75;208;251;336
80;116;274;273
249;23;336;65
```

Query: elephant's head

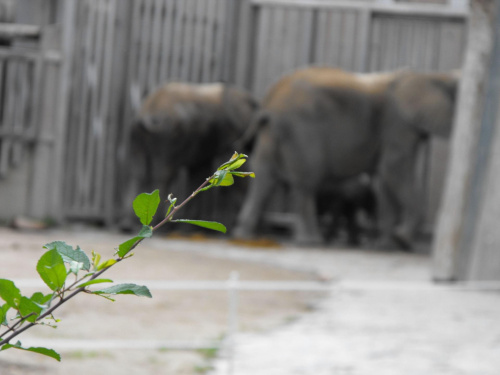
386;71;459;138
221;85;260;151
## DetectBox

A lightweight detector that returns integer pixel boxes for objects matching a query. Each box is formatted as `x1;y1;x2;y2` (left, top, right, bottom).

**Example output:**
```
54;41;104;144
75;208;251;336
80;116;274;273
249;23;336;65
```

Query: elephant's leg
291;187;324;245
375;177;400;248
234;126;280;238
344;204;360;246
233;159;276;238
378;144;423;250
391;165;424;249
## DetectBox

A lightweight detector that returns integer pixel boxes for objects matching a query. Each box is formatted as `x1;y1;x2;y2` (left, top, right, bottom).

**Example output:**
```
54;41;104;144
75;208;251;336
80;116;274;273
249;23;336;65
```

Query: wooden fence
0;0;469;231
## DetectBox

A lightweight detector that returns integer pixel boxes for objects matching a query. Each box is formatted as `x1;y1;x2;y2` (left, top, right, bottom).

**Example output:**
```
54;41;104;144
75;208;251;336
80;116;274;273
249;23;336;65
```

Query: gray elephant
121;82;258;229
234;66;458;249
234;67;401;245
377;70;458;249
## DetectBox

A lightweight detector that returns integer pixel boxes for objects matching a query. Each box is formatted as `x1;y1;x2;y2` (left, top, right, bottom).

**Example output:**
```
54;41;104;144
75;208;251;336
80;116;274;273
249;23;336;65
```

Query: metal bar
15;338;222;351
251;0;469;17
12;278;500;292
0;22;41;39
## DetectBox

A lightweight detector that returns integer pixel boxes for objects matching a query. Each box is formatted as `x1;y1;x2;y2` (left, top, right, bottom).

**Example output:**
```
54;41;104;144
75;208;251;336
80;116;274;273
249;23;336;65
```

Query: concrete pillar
432;0;500;281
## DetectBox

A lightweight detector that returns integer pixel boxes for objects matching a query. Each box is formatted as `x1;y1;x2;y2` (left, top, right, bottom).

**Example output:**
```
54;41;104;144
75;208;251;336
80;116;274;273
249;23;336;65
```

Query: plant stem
0;169;220;347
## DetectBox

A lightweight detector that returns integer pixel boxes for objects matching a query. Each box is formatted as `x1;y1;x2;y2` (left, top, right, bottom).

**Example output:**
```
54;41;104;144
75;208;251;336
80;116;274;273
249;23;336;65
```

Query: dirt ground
0;227;324;375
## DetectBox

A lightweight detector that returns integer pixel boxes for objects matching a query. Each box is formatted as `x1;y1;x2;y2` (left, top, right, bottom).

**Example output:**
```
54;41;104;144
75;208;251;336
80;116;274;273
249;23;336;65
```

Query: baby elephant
317;174;377;246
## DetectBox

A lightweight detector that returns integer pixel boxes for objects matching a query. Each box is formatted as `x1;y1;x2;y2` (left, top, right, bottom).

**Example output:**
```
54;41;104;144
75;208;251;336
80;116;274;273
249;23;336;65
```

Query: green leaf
1;341;61;361
93;283;152;298
76;279;113;289
117;237;139;258
29;292;53;314
133;189;160;226
172;220;227;233
0;303;10;325
36;250;67;291
226;158;247;170
209;170;234;187
116;225;153;258
18;296;42;323
217;152;247;170
96;258;117;271
92;250;102;269
230;171;256;178
43;242;90;271
0;279;21;308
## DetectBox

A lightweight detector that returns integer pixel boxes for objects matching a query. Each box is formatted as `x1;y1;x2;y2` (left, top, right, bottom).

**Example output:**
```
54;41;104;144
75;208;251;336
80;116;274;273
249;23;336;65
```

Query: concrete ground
204;241;500;375
1;226;499;375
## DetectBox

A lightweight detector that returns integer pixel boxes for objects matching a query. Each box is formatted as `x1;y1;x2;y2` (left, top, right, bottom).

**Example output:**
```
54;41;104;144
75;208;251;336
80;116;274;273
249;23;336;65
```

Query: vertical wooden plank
92;0;108;212
138;0;155;94
0;61;15;176
437;19;466;70
148;0;164;88
287;8;301;69
368;15;381;71
12;60;30;166
190;0;207;82
314;9;327;64
180;0;195;81
213;0;227;81
159;0;175;84
106;0;136;224
127;0;143;112
409;19;424;68
83;0;108;212
300;9;314;66
171;0;186;80
62;0;84;210
254;6;272;97
355;8;371;72
329;10;343;67
73;0;96;210
53;0;77;221
27;24;62;219
95;0;117;218
340;9;357;70
0;59;6;178
201;0;216;82
269;6;284;79
234;0;256;89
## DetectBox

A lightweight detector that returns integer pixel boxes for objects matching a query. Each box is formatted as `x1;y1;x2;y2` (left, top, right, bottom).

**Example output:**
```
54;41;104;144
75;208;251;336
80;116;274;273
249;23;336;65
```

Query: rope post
227;271;240;375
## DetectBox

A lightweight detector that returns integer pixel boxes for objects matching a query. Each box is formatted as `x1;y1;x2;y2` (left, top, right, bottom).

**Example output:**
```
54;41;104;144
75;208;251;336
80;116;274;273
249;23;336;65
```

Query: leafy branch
0;152;254;361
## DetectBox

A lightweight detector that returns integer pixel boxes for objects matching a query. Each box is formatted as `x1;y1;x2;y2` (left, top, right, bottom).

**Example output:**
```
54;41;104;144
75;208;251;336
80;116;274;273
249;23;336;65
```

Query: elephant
120;82;258;230
234;66;458;249
377;70;458;249
234;67;402;245
317;173;377;246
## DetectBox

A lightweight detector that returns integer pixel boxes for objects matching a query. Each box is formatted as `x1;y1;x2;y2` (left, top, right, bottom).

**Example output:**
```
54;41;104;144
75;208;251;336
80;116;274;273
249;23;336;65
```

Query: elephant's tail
234;110;270;153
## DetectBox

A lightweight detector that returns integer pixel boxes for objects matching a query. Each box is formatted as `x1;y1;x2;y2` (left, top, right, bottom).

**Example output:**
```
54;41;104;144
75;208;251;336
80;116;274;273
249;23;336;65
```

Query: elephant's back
263;66;399;113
